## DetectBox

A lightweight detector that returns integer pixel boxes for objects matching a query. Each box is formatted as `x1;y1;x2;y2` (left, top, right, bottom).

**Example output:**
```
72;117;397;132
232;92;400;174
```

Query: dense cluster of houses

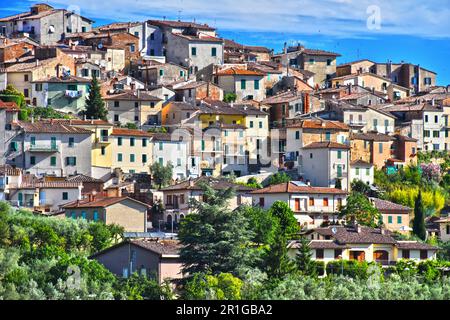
1;3;449;282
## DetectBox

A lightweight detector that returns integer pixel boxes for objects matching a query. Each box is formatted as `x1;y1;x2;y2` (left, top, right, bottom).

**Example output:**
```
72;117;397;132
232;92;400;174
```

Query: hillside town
1;3;450;300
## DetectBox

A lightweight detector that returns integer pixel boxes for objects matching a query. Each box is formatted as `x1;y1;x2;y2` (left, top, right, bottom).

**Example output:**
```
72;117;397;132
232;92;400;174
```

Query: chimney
355;223;362;233
35;59;40;67
431;98;435;106
306;179;311;186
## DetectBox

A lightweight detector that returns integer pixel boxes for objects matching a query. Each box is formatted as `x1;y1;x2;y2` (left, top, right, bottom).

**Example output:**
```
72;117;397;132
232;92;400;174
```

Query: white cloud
37;0;450;38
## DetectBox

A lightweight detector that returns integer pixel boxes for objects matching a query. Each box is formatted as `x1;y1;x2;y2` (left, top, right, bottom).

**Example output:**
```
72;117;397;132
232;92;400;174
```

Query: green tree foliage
183;273;243;300
413;191;427;241
295;236;316;276
84;75;107;121
122;123;138;129
269;201;299;238
0;84;26;107
149;161;174;189
223;93;237;103
267;172;291;186
114;273;169;300
339;193;381;227
241;206;278;245
178;184;255;277
246;177;263;189
351;180;371;195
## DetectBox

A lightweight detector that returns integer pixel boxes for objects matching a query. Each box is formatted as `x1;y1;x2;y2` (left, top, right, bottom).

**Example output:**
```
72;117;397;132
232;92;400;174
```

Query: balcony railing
28;144;59;152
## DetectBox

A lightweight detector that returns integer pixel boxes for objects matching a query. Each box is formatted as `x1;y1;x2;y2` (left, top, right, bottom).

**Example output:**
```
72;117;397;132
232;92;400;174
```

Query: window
366;168;370;176
93;211;99;221
337;165;343;178
134;102;139;109
325;132;331;141
259;121;263;129
177;158;181;166
114;114;119;122
446;225;450;235
150;33;155;40
191;47;197;56
355;167;360;175
10;141;18;152
142;154;147;163
254;80;260;90
323;198;329;207
71;212;76;219
397;216;402;224
130;44;135;52
50;156;56;166
379;143;383;154
117;153;123;162
249;121;254;128
295;131;300;140
433;131;440;138
211;47;217;57
201;140;205;151
241;79;246;90
101;146;106;155
159;158;163;165
66;157;76;166
30;156;36;165
118;137;123;146
159;142;163;151
68;137;74;147
337;150;342;159
388;216;393;224
373;119;378;128
327;59;332;66
316;249;324;259
30;137;36;146
420;250;428;260
130;138;135;146
24;74;29;82
114;101;120;108
424;130;430;138
310;153;313;159
81;211;86;220
402;250;410;259
259;197;265;207
35;83;42;91
424;77;432;85
334;249;342;259
24;89;29;97
159;69;164;76
134;116;139;121
130;154;135;162
142;138;147;147
309;58;315;64
309;197;315;206
180;70;184;77
62;192;68;200
435;115;439;123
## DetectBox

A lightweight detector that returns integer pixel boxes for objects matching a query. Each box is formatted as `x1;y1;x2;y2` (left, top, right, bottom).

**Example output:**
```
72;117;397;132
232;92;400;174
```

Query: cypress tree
84;75;107;120
413;191;427;241
295;236;317;276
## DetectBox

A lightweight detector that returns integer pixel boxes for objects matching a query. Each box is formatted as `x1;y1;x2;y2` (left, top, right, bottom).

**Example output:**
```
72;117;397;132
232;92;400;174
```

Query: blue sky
2;0;450;85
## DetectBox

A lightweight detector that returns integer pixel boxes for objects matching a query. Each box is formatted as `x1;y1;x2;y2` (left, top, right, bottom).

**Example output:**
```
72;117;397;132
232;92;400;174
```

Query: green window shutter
159;142;163;150
355;167;359;175
130;154;135;162
259;121;263;129
201;140;205;151
388;216;393;224
142;138;147;147
159;158;163;165
50;156;56;166
250;121;254;128
159;69;164;76
337;150;342;159
31;137;36;146
118;137;122;146
118;153;123;162
11;141;18;151
295;131;300;140
191;47;197;56
30;156;36;165
130;138;135;146
211;47;217;57
254;80;259;90
241;79;246;90
93;211;99;221
397;216;402;224
142;154;147;163
379;143;383;154
62;192;68;200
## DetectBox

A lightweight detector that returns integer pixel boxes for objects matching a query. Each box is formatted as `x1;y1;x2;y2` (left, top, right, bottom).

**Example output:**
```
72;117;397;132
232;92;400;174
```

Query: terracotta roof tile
302;142;351;150
216;67;264;77
371;198;411;212
161;176;254;192
17;121;93;134
111;128;153;137
251;182;347;195
287;119;350;131
63;196;150;209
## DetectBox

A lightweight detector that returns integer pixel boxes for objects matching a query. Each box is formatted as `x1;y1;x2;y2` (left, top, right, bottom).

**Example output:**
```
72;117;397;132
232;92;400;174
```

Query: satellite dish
331;227;337;234
98;43;103;49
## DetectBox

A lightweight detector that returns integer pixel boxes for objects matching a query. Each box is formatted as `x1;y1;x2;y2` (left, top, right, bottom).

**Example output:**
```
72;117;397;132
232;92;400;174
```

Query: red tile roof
63;196;150;209
251;182;348;195
17;121;93;134
111;128;153;137
302;142;351;150
287;119;350;131
216;67;264;77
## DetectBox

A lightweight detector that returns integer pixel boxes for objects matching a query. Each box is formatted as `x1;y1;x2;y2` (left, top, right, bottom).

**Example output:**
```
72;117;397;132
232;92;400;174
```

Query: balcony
28;144;59;153
348;120;367;127
64;90;84;99
96;136;110;144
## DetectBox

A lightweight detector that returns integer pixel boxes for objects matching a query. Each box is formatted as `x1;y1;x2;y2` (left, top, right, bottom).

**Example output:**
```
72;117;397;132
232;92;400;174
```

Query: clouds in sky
19;0;450;38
